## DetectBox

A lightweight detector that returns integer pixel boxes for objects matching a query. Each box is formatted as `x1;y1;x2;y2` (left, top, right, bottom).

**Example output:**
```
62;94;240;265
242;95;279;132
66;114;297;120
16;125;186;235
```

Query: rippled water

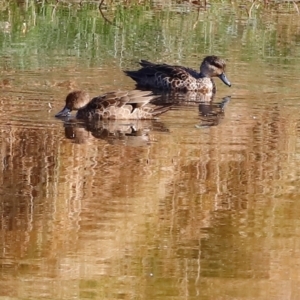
1;1;300;300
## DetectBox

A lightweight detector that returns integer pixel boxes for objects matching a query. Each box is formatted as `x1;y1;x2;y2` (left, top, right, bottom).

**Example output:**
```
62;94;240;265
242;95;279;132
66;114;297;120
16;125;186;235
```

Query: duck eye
212;62;223;69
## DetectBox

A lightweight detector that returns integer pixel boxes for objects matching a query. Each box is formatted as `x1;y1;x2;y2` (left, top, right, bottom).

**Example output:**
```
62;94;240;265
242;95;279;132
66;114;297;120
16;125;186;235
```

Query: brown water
1;1;300;299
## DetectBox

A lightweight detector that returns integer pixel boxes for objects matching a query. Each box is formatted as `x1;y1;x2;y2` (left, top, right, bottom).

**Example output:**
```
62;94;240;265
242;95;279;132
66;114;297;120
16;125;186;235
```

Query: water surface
1;1;300;299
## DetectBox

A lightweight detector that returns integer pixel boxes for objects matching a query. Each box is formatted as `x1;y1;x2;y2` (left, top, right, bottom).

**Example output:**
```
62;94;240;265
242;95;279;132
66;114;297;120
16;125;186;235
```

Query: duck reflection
62;118;169;146
151;90;215;105
150;91;231;127
197;96;231;127
58;91;231;144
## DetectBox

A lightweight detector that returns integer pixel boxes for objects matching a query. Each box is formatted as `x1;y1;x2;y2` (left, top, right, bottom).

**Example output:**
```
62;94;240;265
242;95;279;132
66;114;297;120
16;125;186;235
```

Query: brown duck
55;90;170;120
124;55;231;92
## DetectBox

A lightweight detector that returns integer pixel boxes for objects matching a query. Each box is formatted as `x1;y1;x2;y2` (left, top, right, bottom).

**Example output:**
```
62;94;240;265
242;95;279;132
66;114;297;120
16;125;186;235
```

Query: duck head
200;56;231;87
55;91;90;117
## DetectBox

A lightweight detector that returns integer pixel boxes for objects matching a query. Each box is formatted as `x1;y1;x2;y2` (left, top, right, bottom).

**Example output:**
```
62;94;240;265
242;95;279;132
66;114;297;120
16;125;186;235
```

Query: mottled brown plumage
55;90;170;120
124;55;231;92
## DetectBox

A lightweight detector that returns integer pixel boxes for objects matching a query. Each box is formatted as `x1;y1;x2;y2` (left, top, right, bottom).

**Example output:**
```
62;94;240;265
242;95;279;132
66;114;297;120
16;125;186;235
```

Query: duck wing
140;60;200;78
85;90;159;110
125;60;199;82
77;90;170;119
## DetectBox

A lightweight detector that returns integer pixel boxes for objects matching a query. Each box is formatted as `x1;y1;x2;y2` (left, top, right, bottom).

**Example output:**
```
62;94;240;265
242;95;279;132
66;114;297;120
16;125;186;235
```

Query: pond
1;1;300;299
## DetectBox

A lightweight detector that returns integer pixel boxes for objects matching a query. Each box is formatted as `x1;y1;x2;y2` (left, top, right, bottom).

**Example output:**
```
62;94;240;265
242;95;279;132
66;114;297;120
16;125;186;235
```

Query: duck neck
198;72;207;78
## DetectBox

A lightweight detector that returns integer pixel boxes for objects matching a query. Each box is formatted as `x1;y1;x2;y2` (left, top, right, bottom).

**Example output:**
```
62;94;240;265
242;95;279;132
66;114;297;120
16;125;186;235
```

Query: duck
55;90;170;120
124;55;231;92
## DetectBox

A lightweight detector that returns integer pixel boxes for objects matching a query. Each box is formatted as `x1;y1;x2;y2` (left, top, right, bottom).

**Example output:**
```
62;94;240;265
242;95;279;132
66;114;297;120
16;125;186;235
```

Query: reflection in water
2;97;300;299
197;96;231;127
0;118;173;299
58;93;231;146
62;118;169;146
152;91;231;127
152;90;215;104
2;1;300;299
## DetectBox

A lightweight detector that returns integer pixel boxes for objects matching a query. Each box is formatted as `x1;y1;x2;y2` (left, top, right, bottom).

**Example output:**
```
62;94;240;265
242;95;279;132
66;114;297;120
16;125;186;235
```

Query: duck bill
55;106;71;117
219;73;231;87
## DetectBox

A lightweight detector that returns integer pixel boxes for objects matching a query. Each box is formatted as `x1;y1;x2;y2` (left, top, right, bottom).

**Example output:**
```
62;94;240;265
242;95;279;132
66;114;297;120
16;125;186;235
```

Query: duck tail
139;60;155;67
152;104;172;117
124;70;140;81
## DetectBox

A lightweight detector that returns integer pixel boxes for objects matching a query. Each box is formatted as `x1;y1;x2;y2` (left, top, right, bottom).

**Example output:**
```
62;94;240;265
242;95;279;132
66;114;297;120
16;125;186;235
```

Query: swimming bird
55;90;170;120
124;55;231;92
